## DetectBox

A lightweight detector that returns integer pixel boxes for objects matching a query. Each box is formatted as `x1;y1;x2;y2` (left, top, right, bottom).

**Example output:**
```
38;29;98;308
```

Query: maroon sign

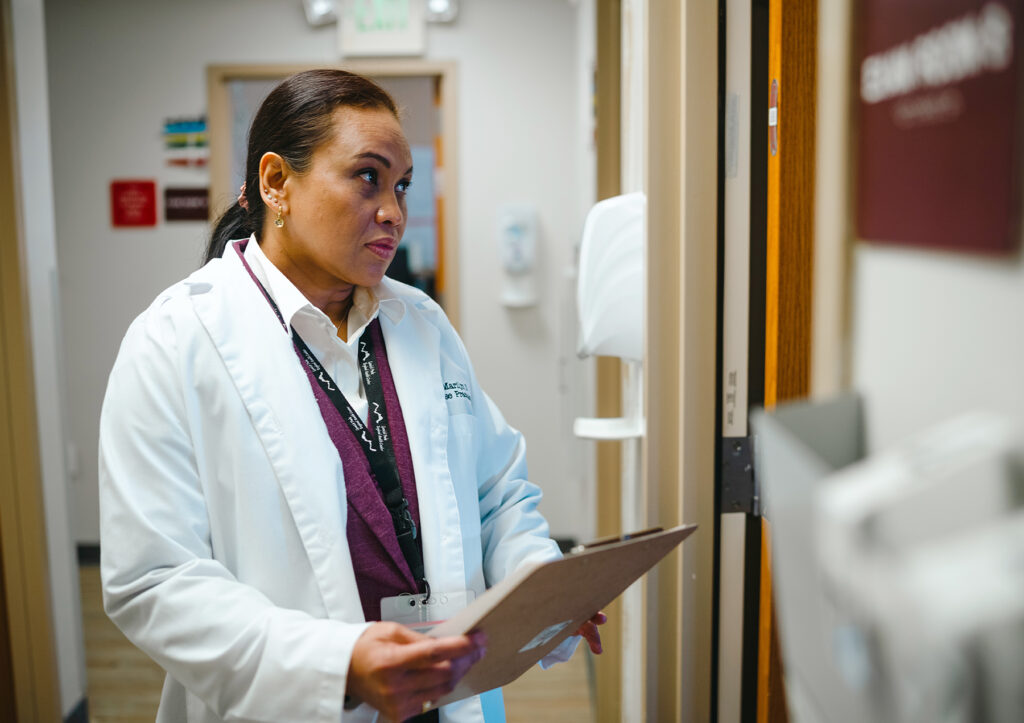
110;180;157;228
165;187;209;221
856;0;1021;253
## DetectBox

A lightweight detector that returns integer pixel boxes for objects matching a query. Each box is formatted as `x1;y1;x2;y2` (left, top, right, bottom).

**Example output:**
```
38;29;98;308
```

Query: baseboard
76;544;100;566
64;696;88;723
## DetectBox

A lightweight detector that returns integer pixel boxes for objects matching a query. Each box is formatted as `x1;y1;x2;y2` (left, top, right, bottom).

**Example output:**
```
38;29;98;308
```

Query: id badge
380;590;476;633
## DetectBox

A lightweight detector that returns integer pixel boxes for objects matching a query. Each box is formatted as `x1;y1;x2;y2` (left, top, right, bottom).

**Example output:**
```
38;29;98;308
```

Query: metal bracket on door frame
720;436;759;516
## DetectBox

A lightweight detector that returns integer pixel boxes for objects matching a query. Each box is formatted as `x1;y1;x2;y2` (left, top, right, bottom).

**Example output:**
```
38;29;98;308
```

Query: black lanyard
235;242;428;596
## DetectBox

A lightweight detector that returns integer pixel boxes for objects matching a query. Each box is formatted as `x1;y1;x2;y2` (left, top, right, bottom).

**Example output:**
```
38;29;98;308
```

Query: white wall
45;0;592;542
852;241;1024;451
10;0;88;715
429;0;594;541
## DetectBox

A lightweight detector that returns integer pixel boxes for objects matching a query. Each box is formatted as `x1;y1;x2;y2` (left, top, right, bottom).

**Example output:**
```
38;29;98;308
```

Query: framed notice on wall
110;180;157;228
856;0;1022;253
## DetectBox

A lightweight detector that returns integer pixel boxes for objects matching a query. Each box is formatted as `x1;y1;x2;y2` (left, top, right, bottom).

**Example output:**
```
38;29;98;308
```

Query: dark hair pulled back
205;69;398;263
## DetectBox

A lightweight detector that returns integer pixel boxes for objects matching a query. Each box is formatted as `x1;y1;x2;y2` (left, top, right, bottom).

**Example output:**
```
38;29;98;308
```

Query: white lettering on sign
892;88;965;128
167;197;205;208
860;2;1013;105
119;190;148;214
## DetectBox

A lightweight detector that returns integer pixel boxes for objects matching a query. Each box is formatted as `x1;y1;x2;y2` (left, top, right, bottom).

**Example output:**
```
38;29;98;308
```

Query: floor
79;566;594;722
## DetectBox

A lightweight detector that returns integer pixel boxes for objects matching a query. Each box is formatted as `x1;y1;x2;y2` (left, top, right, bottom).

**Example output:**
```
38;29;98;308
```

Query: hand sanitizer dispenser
497;204;539;307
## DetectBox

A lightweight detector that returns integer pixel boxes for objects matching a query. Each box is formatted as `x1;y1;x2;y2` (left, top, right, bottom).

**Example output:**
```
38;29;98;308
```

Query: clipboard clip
570;526;664;555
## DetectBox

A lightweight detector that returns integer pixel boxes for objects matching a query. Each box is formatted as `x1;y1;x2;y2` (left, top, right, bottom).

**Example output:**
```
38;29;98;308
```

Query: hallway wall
851;243;1024;451
45;0;594;543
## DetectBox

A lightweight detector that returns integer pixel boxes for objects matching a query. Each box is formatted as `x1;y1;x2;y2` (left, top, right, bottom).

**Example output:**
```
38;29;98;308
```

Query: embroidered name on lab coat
444;381;471;402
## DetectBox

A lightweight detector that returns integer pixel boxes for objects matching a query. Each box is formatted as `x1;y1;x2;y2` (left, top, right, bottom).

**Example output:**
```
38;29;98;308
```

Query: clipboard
428;523;697;706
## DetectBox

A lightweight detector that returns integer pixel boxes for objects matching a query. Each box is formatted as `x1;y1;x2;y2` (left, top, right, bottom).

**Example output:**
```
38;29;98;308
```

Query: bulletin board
206;61;460;327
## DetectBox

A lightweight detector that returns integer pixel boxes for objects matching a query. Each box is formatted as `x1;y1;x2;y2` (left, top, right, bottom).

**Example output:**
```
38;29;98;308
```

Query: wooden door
757;0;818;721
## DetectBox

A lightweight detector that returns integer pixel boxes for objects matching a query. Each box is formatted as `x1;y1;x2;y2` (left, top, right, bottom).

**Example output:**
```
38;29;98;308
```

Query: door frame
593;0;624;720
645;1;720;720
0;0;61;718
207;61;461;328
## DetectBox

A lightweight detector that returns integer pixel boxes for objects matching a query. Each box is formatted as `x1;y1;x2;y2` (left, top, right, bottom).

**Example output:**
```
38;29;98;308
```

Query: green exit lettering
354;0;410;32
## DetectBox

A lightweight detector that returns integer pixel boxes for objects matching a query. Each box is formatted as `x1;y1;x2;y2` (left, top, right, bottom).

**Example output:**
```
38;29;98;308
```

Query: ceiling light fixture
425;0;458;23
302;0;338;27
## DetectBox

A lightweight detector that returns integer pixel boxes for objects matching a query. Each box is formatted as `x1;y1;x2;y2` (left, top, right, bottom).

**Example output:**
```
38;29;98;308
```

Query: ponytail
205;200;255;264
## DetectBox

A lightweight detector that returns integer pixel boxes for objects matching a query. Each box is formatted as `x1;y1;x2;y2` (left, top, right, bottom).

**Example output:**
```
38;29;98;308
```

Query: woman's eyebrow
355;152;414;176
356;151;391;167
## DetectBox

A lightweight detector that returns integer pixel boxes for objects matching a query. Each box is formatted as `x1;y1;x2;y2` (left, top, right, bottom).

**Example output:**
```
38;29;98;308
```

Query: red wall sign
856;0;1021;253
111;180;157;227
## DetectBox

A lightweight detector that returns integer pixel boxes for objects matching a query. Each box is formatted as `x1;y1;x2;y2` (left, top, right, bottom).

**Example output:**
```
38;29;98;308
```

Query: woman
99;69;602;723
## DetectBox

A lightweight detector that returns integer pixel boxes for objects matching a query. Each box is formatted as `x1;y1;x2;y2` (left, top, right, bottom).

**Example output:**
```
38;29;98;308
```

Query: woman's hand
346;622;487;722
575;611;608;654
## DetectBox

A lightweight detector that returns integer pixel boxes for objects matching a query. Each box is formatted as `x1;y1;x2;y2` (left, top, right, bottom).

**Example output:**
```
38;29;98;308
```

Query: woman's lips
366;239;397;260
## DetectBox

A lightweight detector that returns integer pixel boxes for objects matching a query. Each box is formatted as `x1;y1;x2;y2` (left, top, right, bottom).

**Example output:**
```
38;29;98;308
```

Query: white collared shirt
242;235;400;423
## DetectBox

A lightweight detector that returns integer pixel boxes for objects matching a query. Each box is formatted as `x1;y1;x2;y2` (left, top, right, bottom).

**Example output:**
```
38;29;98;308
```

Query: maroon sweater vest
299;318;426;622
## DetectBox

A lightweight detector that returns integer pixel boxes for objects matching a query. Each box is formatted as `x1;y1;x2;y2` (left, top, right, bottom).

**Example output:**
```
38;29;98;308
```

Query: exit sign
339;0;426;57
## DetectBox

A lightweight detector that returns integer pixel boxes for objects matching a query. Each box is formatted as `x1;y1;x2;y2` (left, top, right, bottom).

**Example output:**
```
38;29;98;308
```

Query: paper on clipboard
427;523;697;707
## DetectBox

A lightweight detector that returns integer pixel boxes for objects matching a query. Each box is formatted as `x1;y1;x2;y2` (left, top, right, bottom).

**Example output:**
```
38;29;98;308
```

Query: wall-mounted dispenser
497;203;539;307
574;191;646;439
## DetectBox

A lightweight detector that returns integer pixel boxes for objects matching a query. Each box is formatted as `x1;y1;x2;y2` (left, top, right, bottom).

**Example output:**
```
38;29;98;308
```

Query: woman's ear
258;152;290;213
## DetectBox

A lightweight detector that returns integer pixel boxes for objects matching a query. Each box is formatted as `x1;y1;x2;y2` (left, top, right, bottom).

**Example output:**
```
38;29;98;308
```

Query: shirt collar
373;281;407;325
240;235;405;328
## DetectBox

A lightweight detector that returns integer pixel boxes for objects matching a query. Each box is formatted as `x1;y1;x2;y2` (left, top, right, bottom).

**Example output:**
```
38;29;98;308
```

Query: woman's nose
375;195;404;227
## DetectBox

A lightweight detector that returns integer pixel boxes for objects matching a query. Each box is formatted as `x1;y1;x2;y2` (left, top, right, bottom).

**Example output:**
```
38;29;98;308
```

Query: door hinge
721;436;759;516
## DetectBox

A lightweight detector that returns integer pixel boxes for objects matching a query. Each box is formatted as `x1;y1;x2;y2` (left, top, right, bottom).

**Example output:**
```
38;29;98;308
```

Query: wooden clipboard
428;523;698;706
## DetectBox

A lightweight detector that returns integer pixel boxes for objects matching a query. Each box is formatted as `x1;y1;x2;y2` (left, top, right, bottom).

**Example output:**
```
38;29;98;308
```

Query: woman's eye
358;169;378;185
397;179;412;194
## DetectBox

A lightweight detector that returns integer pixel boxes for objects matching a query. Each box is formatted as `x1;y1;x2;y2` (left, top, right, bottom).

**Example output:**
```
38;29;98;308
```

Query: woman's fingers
574;610;607;655
577;621;603;654
397;635;487;690
347;623;487;721
399;629;487;669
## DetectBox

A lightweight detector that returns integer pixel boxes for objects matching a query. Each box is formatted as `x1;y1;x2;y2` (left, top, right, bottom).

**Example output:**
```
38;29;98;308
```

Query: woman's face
274;106;413;297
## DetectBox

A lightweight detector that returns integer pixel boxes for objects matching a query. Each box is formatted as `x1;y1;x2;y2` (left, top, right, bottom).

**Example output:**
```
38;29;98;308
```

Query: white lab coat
99;245;572;722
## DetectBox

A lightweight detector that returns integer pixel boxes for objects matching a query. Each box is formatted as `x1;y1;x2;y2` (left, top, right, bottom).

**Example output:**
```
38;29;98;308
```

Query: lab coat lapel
188;252;363;622
379;299;468;594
